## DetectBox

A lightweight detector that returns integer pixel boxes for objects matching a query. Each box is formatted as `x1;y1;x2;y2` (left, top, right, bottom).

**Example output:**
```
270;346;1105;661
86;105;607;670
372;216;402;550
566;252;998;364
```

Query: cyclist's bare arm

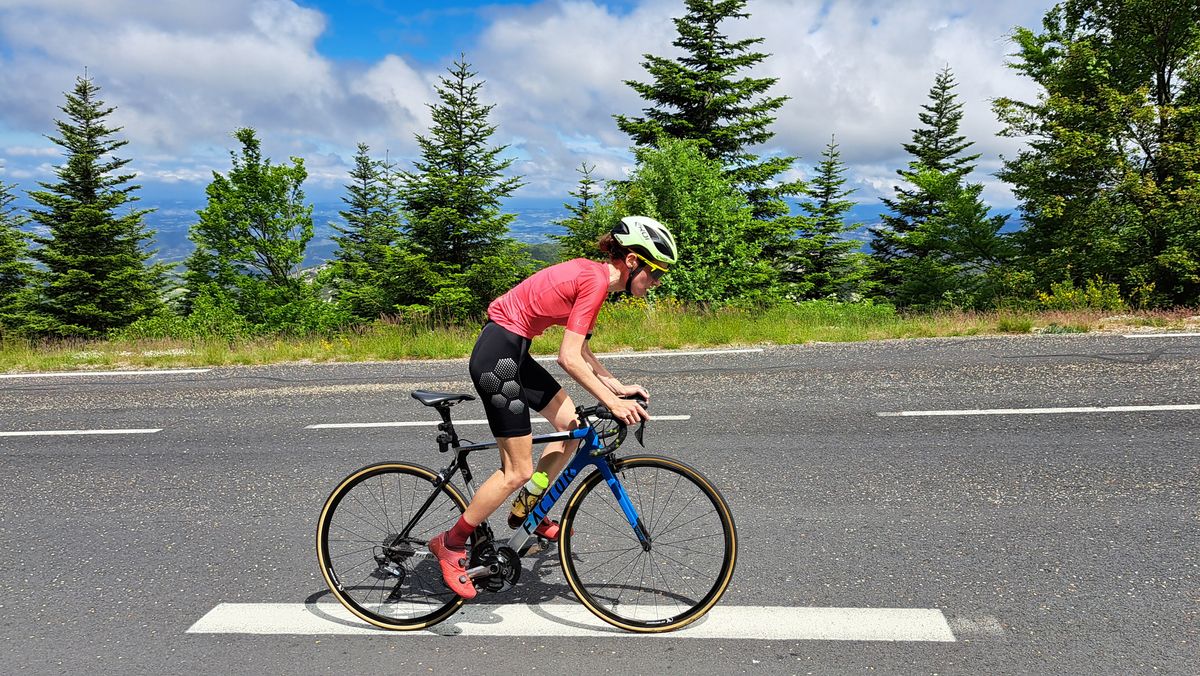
581;340;649;404
559;330;648;424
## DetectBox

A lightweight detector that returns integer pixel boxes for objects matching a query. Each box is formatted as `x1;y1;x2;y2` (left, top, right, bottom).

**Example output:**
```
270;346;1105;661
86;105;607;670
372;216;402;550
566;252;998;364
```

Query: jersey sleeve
565;268;608;335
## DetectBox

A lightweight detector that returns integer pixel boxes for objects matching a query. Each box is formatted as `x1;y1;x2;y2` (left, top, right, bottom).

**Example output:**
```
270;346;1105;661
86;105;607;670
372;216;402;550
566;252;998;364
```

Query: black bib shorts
468;321;563;438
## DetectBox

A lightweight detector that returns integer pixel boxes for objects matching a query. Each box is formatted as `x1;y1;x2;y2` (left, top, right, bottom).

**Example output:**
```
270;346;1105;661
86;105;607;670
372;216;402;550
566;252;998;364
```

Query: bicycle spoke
561;459;735;631
319;465;466;628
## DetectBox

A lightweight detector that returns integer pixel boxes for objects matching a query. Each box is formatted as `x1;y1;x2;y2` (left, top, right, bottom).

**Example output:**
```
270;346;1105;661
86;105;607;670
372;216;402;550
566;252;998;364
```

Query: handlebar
575;395;648;453
575;394;647;422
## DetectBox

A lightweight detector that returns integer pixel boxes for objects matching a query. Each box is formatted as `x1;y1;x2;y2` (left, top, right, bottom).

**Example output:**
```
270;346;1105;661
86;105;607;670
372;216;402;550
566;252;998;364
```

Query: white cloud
0;0;1055;210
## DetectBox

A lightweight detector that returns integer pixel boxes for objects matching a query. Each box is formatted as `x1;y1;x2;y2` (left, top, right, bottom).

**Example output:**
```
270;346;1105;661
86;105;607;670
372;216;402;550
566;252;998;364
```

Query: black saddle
411;390;476;407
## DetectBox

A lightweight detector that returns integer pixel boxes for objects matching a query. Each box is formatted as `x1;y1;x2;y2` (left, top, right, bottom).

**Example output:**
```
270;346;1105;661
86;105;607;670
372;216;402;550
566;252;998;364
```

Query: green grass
2;302;1197;373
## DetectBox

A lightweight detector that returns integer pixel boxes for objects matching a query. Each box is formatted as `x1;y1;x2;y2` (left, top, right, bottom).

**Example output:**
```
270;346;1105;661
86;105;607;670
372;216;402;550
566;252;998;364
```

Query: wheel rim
561;457;736;631
318;464;466;628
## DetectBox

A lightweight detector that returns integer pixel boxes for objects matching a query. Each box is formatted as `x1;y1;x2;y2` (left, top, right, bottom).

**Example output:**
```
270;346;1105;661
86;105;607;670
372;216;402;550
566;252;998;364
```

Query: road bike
316;390;737;633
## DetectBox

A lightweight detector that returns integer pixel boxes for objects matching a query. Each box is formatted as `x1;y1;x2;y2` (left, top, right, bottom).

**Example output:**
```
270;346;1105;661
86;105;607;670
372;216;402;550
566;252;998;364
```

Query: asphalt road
1;333;1197;674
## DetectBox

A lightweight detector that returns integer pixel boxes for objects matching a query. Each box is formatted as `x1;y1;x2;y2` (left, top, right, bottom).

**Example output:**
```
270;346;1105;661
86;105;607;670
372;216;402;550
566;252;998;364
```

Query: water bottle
507;471;549;528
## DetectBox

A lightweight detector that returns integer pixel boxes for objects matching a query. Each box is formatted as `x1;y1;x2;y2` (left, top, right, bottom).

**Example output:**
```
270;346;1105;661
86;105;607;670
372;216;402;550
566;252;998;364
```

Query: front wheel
316;462;469;630
559;455;737;632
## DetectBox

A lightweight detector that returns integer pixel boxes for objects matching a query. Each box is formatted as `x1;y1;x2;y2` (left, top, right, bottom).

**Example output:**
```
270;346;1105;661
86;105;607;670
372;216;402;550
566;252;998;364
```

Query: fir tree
552;162;604;261
27;73;165;336
328;143;403;320
0;181;35;333
791;136;870;300
615;0;801;223
398;56;530;318
870;66;985;303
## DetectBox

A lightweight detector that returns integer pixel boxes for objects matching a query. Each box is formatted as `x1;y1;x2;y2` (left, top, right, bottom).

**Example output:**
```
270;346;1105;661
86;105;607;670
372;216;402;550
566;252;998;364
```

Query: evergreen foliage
790;137;871;300
553;162;605;261
327;143;404;321
995;0;1200;306
872;67;1009;307
26;73;166;336
185;128;338;333
397;57;531;319
0;181;35;334
615;0;802;234
584;137;776;303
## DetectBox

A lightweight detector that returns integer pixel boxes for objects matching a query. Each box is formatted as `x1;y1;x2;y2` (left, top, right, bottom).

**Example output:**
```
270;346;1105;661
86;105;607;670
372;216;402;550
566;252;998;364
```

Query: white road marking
1122;332;1200;338
307;415;692;429
0;429;163;437
878;404;1200;417
0;368;210;379
187;603;955;641
534;347;763;362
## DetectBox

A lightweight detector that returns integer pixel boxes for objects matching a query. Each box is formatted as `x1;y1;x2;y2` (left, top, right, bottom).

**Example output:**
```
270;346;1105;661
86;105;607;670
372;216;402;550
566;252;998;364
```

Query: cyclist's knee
502;465;533;491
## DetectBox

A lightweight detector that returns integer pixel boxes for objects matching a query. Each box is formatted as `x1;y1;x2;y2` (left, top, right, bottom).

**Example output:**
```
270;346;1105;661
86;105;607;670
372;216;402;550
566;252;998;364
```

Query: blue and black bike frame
412;402;650;555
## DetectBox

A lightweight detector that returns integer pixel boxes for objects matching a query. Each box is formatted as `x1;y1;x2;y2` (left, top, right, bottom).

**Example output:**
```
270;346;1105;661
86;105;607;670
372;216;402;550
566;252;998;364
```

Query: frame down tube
504;426;649;553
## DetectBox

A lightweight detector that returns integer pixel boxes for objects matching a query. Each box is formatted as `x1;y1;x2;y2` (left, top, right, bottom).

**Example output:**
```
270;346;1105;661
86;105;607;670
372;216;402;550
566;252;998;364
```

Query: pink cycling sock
445;515;475;550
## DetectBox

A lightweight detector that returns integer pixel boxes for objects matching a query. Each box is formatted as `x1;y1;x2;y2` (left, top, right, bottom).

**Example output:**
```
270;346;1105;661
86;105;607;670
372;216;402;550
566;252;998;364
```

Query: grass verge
2;303;1197;373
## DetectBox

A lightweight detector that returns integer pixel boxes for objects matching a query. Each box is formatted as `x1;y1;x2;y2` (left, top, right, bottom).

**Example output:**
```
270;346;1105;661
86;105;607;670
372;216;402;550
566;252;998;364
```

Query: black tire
316;462;468;630
559;455;737;632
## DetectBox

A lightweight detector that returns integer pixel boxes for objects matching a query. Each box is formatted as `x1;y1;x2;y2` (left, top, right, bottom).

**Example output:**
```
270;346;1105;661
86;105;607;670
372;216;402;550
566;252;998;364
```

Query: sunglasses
634;253;669;280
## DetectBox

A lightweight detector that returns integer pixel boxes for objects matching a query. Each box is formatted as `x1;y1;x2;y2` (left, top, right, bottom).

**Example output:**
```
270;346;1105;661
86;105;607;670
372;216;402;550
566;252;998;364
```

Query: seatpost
435;404;458;453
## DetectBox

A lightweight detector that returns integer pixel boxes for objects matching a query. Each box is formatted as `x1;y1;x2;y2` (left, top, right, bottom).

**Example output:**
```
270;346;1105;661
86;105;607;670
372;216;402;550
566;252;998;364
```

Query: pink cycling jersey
488;258;609;339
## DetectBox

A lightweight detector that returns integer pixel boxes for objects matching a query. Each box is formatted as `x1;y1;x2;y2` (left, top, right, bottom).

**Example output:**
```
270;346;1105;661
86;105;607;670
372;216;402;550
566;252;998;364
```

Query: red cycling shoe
427;532;476;599
534;518;568;541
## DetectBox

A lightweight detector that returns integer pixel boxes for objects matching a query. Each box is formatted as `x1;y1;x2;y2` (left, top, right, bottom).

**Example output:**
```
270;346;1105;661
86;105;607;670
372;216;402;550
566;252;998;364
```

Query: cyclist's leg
520;357;580;482
463;434;534;525
465;320;540;521
533;388;581;480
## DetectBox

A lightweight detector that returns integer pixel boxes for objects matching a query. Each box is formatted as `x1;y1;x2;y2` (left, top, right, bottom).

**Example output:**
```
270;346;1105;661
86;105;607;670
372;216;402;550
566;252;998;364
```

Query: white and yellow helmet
612;216;678;267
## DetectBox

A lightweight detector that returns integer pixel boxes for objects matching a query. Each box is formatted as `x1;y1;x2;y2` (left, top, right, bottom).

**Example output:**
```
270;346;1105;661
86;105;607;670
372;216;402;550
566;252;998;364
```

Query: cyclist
429;215;678;599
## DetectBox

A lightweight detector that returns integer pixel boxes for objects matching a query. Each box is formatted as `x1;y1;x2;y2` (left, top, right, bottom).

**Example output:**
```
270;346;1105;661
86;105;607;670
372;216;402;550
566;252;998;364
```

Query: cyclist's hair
597;233;632;261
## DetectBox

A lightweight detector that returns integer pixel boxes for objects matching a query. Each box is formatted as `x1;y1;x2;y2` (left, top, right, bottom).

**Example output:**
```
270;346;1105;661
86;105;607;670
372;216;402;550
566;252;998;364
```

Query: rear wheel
559;455;737;632
316;462;468;630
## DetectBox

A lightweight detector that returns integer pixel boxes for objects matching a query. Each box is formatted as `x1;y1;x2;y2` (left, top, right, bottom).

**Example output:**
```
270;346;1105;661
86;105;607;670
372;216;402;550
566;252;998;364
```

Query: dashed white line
307;415;692;429
1121;332;1200;338
0;368;210;379
878;404;1200;417
0;429;163;437
187;603;956;641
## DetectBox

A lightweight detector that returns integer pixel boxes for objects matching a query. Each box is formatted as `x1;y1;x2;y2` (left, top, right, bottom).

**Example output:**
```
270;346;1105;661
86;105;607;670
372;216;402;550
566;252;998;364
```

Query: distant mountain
23;196;1020;266
140;200;570;268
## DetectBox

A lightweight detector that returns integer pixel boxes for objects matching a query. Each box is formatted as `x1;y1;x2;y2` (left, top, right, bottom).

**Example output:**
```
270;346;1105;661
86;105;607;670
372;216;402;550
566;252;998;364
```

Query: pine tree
791;137;870;300
552;163;604;261
615;0;801;223
26;73;165;336
185;128;317;328
328;143;404;320
871;67;986;304
398;56;530;319
0;181;35;333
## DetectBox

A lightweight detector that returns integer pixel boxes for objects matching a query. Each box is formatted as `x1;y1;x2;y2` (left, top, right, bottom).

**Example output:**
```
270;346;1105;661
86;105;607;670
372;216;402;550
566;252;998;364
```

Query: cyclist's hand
608;397;649;425
620;384;650;405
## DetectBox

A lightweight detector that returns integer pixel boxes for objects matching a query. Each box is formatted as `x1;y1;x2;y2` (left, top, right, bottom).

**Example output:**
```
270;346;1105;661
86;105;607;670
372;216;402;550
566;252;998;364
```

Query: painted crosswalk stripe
0;428;163;437
0;368;209;379
307;415;691;429
878;404;1200;417
187;603;955;641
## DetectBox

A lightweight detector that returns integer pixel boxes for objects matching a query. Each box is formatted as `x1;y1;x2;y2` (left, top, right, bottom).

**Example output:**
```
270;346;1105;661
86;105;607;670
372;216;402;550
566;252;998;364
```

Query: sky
0;0;1052;210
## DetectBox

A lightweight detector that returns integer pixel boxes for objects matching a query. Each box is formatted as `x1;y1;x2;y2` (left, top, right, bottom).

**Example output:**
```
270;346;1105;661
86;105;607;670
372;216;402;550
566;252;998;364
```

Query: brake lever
624;395;648;447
